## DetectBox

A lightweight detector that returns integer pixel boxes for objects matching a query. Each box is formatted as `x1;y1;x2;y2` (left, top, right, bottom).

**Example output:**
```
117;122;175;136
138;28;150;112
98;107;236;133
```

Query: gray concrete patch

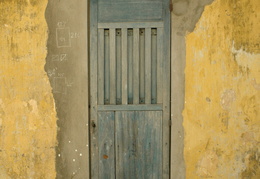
170;0;214;178
45;0;89;178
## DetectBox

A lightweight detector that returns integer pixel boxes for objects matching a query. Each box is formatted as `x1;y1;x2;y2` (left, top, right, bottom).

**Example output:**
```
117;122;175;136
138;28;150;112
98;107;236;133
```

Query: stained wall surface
0;0;259;178
0;0;57;178
183;0;260;178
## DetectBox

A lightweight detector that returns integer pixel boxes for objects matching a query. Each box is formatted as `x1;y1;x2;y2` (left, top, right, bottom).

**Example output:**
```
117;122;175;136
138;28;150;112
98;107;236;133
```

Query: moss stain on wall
184;0;260;178
0;0;57;178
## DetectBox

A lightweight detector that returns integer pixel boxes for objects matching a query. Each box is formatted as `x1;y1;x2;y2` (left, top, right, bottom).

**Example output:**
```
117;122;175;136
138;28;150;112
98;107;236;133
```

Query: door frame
86;0;186;178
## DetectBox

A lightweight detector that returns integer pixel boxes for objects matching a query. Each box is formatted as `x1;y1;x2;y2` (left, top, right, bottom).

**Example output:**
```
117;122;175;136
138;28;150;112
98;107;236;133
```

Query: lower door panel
98;111;162;179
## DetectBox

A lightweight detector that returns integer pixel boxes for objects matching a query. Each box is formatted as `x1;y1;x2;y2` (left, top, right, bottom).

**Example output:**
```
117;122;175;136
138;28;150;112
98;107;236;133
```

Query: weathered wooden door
90;0;170;178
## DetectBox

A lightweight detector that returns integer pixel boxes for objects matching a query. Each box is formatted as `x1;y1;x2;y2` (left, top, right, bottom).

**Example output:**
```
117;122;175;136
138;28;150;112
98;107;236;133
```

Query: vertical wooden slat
104;30;110;104
121;28;128;105
145;28;152;104
127;29;133;104
139;29;145;104
138;111;162;179
90;0;98;177
116;29;122;104
151;29;157;104
133;28;140;104
98;29;104;105
157;28;163;104
110;28;116;104
115;111;135;179
98;112;115;179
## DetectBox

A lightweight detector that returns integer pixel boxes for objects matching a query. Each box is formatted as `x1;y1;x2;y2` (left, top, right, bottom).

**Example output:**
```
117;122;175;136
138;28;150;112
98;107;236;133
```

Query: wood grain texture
116;29;122;104
98;112;115;179
133;28;140;104
98;22;164;29
156;28;163;104
121;28;128;104
98;104;163;111
151;28;157;104
145;28;152;104
110;28;116;104
162;0;171;177
104;30;110;104
139;29;145;104
98;2;163;22
115;111;162;179
127;29;133;104
98;29;105;105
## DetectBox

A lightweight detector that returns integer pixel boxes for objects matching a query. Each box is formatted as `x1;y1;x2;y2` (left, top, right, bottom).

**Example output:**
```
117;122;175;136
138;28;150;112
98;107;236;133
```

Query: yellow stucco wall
1;0;259;178
0;0;57;178
184;0;260;178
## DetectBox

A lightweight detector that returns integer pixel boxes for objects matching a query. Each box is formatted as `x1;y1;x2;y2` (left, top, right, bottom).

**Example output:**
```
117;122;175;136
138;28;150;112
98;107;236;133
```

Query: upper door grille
97;27;164;105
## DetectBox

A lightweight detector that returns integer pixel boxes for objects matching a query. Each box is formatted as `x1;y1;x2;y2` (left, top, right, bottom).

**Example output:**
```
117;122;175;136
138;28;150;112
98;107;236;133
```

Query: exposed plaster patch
251;79;260;91
196;150;218;177
232;43;260;83
28;99;39;115
220;89;236;111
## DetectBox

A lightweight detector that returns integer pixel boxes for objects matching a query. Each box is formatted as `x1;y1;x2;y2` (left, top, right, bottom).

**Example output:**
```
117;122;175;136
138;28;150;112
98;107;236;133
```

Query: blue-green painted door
90;0;171;178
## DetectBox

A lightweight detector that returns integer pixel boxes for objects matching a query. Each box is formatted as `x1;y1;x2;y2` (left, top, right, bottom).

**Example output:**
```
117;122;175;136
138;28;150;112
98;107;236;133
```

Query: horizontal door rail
98;22;164;29
97;104;163;111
